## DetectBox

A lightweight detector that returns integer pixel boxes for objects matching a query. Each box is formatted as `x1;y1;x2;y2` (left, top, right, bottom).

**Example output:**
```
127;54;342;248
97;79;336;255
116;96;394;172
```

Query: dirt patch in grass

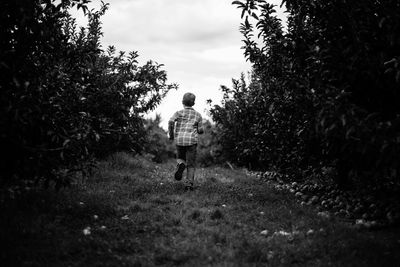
1;153;400;266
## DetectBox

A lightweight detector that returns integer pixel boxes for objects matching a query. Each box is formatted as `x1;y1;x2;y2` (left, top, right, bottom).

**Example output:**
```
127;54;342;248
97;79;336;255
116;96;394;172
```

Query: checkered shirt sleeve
169;107;203;146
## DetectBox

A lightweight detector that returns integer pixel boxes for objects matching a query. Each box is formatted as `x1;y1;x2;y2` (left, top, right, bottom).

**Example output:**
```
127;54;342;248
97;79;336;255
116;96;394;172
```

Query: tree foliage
143;114;175;163
211;0;400;187
0;0;176;191
197;119;224;166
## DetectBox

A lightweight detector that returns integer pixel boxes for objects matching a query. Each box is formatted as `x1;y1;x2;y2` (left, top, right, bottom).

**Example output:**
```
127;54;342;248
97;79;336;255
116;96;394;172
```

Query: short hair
182;92;196;107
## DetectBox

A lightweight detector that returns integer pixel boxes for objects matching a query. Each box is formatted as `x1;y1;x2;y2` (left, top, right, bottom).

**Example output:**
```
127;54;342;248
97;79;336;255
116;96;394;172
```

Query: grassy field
1;153;399;266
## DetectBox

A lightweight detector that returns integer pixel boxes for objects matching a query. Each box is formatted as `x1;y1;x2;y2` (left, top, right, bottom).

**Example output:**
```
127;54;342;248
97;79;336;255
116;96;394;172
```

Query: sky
71;0;286;129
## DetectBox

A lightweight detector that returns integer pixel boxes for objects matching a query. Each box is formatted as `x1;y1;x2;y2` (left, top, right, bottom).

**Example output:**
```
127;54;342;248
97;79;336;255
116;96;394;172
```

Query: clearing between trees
2;153;399;266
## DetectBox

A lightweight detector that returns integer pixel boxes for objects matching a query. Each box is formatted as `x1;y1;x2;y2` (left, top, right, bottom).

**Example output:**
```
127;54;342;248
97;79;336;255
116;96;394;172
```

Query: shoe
174;162;185;181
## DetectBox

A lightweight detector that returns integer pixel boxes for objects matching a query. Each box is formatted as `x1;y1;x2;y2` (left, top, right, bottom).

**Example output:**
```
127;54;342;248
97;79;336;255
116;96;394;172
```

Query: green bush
197;120;224;166
210;0;400;187
0;1;176;192
143;114;175;163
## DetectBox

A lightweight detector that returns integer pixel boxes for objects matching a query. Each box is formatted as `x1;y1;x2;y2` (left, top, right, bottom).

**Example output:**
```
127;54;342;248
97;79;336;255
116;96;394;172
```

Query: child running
168;92;204;190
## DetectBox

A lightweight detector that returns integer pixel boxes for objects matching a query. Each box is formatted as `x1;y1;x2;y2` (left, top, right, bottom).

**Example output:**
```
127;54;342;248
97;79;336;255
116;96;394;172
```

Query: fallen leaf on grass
83;227;91;235
355;219;378;229
121;215;129;220
356;219;366;225
260;230;269;236
317;211;330;219
275;230;291;236
292;230;301;236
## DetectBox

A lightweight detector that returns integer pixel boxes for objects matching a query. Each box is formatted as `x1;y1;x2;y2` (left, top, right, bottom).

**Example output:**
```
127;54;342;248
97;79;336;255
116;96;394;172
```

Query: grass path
2;153;400;266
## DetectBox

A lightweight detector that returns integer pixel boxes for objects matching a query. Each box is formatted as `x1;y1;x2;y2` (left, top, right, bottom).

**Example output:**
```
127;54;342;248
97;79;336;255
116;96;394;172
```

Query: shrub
197;120;224;166
0;1;176;192
210;0;400;187
143;114;175;163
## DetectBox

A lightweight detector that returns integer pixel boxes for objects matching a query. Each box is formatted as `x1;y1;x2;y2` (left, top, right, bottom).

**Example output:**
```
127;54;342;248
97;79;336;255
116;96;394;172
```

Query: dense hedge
210;0;400;187
0;0;176;191
143;114;175;163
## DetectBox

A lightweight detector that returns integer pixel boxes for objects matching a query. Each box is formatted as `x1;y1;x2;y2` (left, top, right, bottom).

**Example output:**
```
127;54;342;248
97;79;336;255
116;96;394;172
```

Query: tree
143;114;175;163
0;0;176;192
211;0;400;187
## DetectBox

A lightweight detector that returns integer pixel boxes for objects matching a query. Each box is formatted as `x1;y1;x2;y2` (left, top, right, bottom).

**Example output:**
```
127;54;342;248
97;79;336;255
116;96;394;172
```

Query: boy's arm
168;120;175;140
168;112;178;140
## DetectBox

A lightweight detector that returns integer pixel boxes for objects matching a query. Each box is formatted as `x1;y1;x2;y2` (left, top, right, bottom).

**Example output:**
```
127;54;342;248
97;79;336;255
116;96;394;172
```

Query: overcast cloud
72;0;286;128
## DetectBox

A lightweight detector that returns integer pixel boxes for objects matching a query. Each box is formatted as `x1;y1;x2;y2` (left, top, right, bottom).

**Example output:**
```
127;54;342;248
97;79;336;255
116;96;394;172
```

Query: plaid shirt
169;107;203;146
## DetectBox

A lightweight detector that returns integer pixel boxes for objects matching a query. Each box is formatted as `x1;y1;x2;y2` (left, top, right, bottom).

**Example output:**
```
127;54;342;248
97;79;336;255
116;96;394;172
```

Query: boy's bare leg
186;167;195;190
184;145;197;190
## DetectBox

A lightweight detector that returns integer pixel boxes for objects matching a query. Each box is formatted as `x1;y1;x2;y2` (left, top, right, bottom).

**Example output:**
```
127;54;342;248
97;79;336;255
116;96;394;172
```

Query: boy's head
182;92;196;107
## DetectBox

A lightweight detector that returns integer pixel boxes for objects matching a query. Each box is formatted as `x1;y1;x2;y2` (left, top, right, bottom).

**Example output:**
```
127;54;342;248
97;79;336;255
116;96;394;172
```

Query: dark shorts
176;144;197;168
